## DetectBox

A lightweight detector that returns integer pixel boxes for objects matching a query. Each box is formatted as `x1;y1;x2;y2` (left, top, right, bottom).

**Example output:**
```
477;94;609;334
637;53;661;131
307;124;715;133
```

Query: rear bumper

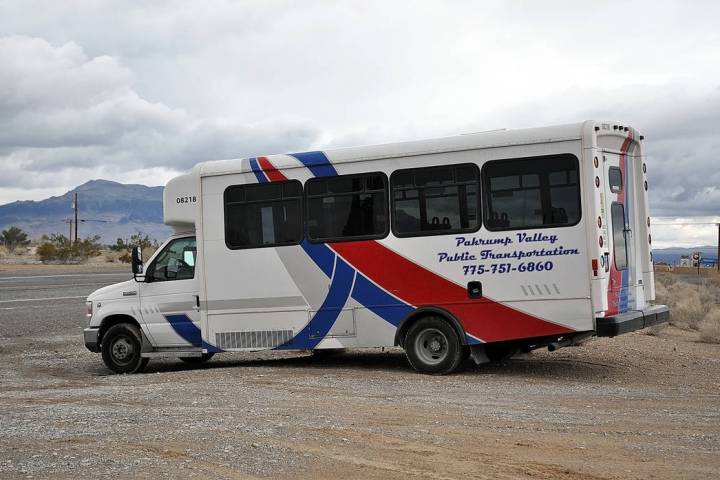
595;305;670;337
84;328;100;352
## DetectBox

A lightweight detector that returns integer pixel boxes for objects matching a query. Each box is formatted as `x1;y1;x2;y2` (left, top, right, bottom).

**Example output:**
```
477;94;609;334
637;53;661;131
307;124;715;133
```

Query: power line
652;222;720;226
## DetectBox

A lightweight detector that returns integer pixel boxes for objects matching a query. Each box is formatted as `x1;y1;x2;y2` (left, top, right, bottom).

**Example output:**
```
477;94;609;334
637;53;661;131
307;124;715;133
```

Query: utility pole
717;223;719;272
73;192;78;245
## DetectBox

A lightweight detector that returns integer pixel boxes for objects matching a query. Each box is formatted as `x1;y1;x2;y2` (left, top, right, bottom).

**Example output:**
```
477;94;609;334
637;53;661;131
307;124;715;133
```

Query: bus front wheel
405;317;464;375
101;323;148;374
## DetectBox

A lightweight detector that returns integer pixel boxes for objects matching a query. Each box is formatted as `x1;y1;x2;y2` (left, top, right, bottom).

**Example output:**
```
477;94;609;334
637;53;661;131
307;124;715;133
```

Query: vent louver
215;330;293;349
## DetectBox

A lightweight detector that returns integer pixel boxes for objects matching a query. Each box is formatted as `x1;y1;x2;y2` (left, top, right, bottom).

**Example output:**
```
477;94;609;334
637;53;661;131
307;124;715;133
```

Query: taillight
591;259;599;276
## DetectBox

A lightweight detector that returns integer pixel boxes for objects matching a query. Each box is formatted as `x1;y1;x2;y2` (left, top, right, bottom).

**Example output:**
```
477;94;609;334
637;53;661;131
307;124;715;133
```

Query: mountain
0;180;172;243
652;246;718;265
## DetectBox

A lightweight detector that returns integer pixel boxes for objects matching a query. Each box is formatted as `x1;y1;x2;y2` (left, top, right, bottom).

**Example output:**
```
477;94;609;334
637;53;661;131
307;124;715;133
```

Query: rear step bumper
595;305;670;337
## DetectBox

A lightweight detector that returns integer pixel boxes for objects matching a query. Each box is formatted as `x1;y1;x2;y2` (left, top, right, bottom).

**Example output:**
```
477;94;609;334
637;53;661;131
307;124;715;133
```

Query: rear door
602;152;637;315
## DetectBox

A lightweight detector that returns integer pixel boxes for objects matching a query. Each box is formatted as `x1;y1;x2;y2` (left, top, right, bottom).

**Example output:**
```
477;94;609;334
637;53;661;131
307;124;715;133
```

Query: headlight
85;301;93;324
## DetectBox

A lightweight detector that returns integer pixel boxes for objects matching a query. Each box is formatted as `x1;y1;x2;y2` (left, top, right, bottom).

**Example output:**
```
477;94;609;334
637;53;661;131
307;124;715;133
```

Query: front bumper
595;305;670;337
84;328;100;352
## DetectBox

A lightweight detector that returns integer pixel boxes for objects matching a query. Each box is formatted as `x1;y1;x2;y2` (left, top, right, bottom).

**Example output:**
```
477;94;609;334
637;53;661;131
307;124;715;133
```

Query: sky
0;0;718;247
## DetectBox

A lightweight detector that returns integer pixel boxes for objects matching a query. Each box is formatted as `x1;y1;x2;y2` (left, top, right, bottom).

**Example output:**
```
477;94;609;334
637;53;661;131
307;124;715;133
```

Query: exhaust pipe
548;337;573;352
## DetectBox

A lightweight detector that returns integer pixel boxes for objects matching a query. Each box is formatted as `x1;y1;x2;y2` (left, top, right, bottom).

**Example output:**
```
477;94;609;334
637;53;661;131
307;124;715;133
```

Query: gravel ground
0;265;719;479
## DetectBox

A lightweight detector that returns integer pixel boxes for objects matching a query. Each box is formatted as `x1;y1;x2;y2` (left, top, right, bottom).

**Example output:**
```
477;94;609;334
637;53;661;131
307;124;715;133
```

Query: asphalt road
0;267;719;479
0;270;131;338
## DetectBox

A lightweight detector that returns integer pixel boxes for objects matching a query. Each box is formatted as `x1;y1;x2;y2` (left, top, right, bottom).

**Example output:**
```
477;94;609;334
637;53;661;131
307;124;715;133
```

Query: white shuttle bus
84;121;669;374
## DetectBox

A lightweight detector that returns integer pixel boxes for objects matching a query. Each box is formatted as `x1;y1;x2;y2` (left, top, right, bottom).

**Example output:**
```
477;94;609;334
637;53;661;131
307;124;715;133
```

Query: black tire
101;323;148;374
405;317;464;375
179;353;215;364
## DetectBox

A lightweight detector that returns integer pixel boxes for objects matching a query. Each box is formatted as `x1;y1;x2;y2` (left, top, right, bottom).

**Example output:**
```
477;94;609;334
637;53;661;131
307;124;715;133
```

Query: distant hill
0;180;172;244
652;246;718;266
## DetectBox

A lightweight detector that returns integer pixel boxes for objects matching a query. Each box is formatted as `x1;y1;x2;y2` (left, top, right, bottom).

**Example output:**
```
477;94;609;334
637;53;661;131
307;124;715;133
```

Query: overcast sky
0;1;718;247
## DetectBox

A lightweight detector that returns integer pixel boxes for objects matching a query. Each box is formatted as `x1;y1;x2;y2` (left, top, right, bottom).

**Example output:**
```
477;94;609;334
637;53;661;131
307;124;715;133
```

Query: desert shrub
36;233;102;263
655;274;720;330
1;226;30;253
699;308;720;343
108;232;158;263
705;275;720;290
36;243;58;262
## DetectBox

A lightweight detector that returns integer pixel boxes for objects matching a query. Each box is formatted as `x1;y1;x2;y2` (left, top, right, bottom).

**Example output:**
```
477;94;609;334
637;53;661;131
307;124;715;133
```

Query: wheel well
98;314;141;346
394;307;467;348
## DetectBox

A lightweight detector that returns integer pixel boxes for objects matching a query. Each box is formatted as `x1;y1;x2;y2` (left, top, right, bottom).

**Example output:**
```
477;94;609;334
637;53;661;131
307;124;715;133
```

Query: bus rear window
483;154;580;230
608;167;623;193
611;202;628;270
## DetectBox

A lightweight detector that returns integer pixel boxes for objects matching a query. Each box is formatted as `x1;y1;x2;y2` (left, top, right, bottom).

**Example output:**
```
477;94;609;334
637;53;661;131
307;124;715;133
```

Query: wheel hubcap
414;328;449;365
111;336;135;365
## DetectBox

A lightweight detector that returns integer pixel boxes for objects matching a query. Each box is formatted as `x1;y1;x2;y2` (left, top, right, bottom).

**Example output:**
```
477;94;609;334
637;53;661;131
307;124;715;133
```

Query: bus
83;120;669;374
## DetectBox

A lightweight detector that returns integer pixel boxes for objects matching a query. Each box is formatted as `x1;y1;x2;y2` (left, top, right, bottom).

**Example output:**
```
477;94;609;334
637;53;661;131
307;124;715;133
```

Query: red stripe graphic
331;241;573;342
257;156;287;182
606;133;633;315
258;155;575;342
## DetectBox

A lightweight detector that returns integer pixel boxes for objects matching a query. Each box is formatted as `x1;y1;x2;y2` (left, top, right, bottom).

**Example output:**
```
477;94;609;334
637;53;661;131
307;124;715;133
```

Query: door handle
193;295;200;311
467;281;482;299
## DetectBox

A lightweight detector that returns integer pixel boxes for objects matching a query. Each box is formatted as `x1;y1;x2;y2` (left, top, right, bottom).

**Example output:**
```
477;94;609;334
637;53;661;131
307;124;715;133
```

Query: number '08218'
176;196;197;204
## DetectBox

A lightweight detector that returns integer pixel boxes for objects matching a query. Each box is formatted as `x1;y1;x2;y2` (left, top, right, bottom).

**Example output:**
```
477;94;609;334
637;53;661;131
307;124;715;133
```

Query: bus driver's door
139;236;200;347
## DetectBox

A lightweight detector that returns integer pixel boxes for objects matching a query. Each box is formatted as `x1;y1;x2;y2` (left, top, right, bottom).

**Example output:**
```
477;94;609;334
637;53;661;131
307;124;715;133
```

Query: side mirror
131;246;144;279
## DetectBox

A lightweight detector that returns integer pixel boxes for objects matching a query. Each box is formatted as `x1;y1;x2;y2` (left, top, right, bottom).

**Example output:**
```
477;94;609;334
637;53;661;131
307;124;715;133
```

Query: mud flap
469;345;490;365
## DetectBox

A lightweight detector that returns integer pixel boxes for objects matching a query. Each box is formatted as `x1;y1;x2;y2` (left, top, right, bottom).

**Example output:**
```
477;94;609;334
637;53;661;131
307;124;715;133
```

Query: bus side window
390;163;480;237
305;172;388;243
483;154;580;231
224;180;303;249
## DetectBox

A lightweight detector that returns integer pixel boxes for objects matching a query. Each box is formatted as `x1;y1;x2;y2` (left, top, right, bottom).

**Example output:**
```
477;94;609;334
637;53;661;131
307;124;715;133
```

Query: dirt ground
1;268;719;479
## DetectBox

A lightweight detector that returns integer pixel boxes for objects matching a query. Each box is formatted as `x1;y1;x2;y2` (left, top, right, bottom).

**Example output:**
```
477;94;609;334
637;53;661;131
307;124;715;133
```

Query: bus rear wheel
101;323;148;374
405;317;464;375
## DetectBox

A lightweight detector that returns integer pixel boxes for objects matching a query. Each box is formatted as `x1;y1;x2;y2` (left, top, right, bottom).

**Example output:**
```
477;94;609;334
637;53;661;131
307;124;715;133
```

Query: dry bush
0;245;8;259
655;276;718;330
105;252;118;263
705;274;720;290
699;308;720;343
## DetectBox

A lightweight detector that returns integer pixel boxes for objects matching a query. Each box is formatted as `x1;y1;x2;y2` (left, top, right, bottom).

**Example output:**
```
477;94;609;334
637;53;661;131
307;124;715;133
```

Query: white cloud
0;1;719;247
0;35;323;200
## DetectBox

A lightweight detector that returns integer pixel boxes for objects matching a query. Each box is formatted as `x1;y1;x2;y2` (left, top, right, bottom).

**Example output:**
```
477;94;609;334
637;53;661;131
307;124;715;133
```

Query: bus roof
196;120;632;178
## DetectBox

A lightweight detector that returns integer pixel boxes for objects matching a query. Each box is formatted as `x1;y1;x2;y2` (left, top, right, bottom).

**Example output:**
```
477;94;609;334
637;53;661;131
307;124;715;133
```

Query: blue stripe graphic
164;314;222;352
277;256;355;349
300;240;335;277
620;145;632;313
350;273;413;327
249;157;268;183
287;150;416;334
289;151;338;177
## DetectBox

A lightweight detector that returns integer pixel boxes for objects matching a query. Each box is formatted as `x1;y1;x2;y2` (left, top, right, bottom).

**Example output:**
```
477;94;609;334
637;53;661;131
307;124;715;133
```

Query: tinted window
224;180;303;249
608;167;623;193
306;173;388;242
149;237;196;282
391;163;480;237
483;154;581;230
611;202;627;270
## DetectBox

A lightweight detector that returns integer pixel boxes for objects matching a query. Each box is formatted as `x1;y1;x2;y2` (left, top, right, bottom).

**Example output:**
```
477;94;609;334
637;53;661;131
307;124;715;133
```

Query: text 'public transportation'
84;121;669;374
